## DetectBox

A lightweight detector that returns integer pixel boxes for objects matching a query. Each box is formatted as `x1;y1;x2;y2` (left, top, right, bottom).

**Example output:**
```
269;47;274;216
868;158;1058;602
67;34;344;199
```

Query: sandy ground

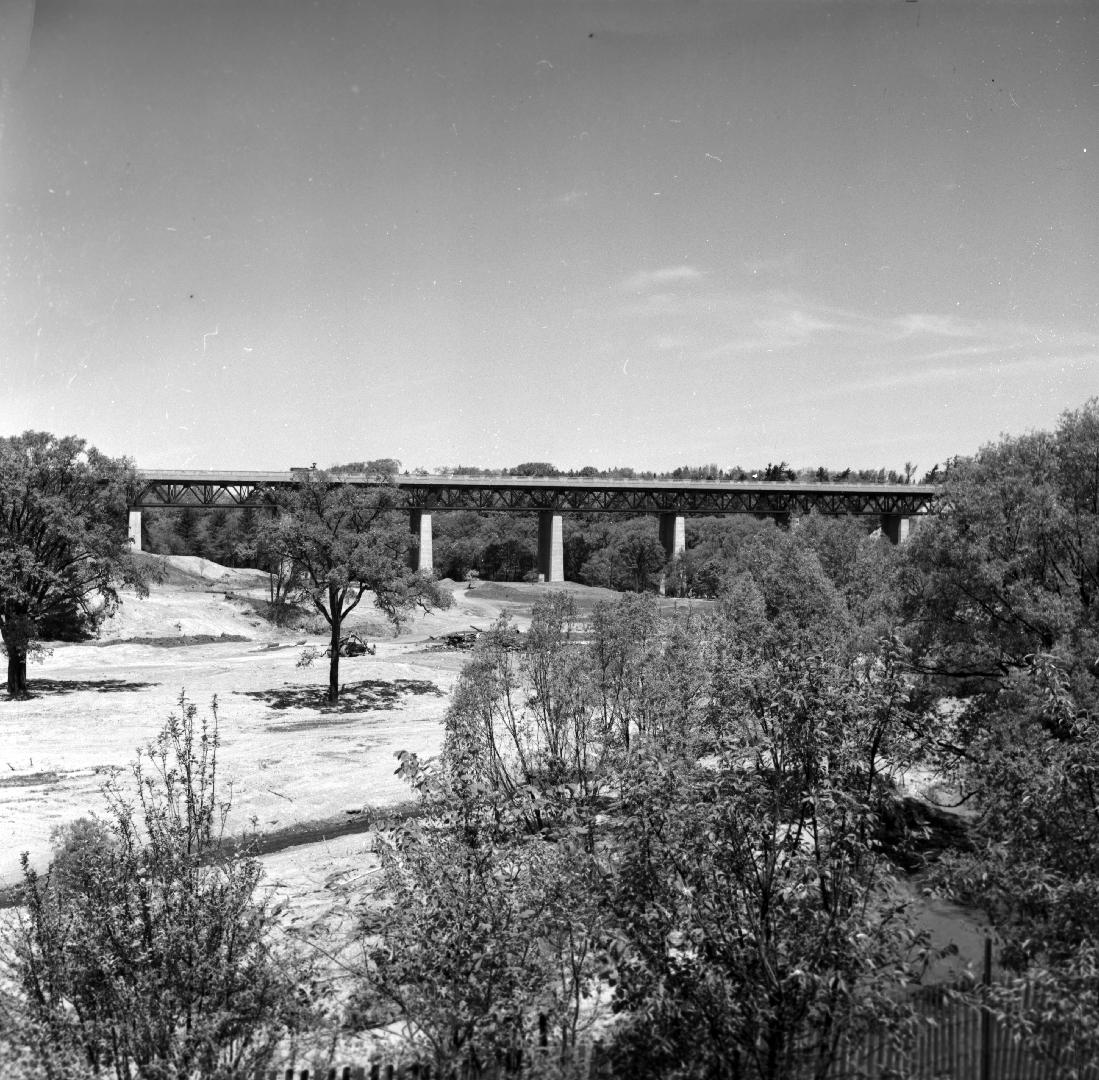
0;558;530;889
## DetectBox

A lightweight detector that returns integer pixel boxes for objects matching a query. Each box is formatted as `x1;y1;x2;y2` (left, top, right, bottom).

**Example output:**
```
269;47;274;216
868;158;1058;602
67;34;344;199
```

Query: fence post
980;935;993;1080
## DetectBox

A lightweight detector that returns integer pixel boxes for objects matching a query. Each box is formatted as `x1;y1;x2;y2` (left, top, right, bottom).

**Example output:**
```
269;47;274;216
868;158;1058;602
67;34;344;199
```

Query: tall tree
580;518;667;592
0;432;146;699
900;398;1099;1062
255;471;450;703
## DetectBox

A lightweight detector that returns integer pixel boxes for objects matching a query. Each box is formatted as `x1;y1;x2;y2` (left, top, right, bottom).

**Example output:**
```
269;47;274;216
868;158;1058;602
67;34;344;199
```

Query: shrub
1;695;313;1080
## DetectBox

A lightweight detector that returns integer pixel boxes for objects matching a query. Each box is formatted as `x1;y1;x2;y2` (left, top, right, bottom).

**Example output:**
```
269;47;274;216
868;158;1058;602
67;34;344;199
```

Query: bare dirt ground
0;557;586;890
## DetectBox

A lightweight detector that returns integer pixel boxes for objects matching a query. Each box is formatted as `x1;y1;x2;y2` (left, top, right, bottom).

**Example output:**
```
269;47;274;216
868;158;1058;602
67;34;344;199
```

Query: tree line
331;457;936;484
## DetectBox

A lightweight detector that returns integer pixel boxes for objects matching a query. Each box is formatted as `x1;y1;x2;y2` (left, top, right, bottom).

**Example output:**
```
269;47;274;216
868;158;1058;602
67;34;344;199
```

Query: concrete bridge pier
659;513;686;561
658;513;686;596
409;510;433;572
128;510;142;552
880;514;911;545
538;511;564;582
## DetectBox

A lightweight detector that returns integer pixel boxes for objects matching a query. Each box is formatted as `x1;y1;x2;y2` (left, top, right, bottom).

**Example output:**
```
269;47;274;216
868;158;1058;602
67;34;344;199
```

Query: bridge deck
131;471;937;516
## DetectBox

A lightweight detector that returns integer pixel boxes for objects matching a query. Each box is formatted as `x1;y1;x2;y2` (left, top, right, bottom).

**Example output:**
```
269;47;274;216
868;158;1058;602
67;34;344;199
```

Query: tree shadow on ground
2;678;156;697
240;678;444;715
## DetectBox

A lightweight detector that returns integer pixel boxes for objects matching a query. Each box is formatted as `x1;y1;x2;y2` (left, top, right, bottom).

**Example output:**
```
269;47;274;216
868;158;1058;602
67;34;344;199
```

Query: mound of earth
134;552;269;592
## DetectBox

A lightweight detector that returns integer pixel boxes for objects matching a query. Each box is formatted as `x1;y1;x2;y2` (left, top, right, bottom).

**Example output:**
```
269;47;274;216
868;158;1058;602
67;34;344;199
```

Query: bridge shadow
2;678;156;697
241;678;444;715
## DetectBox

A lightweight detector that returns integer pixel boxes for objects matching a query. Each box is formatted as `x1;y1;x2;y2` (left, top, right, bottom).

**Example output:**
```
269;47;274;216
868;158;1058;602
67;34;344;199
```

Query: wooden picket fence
831;984;1099;1079
263;960;1096;1080
262;1004;1099;1080
257;1041;604;1080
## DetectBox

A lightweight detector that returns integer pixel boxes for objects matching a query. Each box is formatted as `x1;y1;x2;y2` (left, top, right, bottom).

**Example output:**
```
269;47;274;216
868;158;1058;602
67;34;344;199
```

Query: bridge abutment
538;511;564;582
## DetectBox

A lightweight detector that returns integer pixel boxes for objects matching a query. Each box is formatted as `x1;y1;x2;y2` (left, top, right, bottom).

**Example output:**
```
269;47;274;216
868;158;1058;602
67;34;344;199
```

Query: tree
510;462;559;477
663;516;775;599
255;471;451;703
1;696;310;1079
479;515;537;581
176;506;201;551
579;518;667;592
355;746;606;1078
899;399;1099;1064
793;513;900;648
604;743;920;1080
596;573;927;1080
431;510;492;581
329;458;402;477
762;461;796;482
360;589;924;1077
734;529;854;654
0;432;146;699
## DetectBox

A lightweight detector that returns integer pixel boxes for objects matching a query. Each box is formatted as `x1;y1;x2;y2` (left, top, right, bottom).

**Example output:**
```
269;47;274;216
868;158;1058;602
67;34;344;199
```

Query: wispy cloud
826;351;1098;397
619;265;704;292
894;313;984;339
584;274;1099;402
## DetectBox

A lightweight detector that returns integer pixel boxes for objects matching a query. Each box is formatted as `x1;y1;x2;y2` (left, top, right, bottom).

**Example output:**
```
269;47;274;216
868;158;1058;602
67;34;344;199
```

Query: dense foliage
898;399;1099;1067
354;575;926;1078
350;400;1099;1076
0;432;147;697
0;697;310;1079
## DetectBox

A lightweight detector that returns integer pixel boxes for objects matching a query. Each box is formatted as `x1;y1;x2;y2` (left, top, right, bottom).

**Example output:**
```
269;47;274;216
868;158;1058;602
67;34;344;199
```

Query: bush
1;695;314;1080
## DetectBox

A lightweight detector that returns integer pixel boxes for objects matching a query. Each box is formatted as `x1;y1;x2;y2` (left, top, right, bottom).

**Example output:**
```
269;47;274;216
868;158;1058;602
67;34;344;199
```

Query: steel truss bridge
128;471;938;578
131;471;938;518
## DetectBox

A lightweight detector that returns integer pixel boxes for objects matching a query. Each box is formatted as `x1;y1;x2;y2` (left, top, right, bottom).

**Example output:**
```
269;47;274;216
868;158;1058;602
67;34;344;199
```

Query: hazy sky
1;0;1095;472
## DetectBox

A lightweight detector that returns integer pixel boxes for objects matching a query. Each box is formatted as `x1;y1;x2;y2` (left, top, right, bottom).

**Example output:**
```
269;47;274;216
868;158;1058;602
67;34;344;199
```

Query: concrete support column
754;512;791;529
880;513;911;545
537;511;564;582
128;510;142;552
409;510;433;572
658;513;686;561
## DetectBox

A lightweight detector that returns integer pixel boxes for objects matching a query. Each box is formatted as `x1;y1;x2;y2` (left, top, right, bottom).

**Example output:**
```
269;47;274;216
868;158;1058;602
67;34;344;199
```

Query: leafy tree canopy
900;398;1099;1062
509;461;560;477
0;432;146;698
255;471;451;702
329;458;402;477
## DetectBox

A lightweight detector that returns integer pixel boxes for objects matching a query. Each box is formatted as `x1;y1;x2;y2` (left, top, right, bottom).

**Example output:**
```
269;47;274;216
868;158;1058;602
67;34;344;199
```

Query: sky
0;0;1095;474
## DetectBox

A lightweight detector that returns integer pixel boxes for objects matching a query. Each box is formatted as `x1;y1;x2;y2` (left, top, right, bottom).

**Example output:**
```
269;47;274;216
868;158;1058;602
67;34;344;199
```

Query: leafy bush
1;695;313;1080
354;594;927;1078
